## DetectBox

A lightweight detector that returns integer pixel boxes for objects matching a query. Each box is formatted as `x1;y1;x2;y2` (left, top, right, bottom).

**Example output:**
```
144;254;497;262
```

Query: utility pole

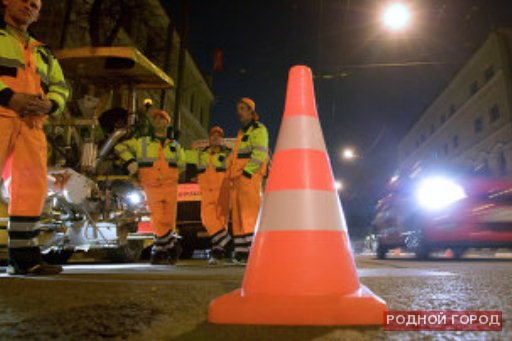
173;0;191;141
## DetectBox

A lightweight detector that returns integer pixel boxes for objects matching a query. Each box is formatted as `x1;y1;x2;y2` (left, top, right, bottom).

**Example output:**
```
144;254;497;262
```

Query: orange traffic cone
208;65;387;325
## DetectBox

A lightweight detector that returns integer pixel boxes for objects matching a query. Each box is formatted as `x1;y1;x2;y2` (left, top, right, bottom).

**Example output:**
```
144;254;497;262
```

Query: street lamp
382;3;411;32
342;147;357;161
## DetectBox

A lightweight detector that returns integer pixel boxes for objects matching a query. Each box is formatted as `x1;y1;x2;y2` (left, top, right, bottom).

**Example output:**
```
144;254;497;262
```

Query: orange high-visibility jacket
0;20;69;117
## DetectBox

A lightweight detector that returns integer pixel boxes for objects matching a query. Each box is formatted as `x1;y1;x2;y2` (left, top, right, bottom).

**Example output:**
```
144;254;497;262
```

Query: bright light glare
335;180;344;191
127;192;142;205
416;177;466;210
342;148;356;160
383;3;411;31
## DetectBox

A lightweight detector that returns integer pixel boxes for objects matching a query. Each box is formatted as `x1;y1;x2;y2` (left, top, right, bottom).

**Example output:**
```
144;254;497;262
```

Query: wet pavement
0;255;510;340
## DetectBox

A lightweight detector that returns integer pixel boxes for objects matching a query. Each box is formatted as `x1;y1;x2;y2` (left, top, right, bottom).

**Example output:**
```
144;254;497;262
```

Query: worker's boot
150;249;169;265
209;229;232;265
168;242;182;265
151;231;177;265
223;238;234;259
232;251;249;265
208;248;224;266
7;247;63;276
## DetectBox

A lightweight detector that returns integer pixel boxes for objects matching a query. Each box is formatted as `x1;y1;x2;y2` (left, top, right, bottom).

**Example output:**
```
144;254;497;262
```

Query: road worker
115;109;185;265
0;0;69;275
187;126;232;265
229;98;269;264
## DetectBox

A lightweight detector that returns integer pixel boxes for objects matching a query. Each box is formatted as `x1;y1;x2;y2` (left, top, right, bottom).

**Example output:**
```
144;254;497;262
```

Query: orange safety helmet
150;109;171;124
210;126;224;137
238;97;260;121
239;97;256;112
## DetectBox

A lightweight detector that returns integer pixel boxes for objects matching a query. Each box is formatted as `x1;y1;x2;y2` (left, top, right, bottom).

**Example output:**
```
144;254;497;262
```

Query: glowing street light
382;3;411;31
342;148;357;161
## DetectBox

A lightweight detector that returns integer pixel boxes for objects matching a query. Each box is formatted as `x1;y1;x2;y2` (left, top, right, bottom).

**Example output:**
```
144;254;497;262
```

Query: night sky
164;0;512;237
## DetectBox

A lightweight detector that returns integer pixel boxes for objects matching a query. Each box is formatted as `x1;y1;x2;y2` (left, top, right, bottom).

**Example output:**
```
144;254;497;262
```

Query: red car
373;168;512;259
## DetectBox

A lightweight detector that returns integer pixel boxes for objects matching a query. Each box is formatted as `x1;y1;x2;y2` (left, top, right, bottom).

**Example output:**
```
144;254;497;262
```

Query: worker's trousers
0;116;48;268
230;173;263;255
199;174;231;252
144;185;178;236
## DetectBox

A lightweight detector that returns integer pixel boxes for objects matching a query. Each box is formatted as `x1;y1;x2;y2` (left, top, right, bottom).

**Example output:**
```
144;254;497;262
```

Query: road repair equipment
0;47;175;265
208;65;388;326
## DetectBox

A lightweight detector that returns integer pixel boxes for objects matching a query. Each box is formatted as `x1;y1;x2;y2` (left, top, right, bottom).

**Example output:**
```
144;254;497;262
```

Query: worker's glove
127;162;139;176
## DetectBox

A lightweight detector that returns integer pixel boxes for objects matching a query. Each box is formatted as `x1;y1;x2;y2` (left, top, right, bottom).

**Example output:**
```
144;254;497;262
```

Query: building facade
32;0;212;147
399;28;512;176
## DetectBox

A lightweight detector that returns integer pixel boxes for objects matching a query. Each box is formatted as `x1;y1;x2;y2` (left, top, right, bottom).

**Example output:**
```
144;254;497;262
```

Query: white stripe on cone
257;190;348;232
275;116;327;152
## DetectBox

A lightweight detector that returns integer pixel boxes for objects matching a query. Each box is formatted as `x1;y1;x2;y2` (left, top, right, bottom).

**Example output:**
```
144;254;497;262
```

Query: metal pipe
127;84;137;126
94;128;130;169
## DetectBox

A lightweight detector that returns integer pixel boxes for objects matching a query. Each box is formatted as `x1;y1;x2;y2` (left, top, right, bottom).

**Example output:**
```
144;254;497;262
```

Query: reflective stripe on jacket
115;136;186;169
230;120;269;178
186;146;231;173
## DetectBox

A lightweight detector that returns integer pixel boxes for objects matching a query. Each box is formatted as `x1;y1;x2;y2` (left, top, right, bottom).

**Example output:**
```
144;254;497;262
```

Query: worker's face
209;132;223;147
3;0;41;27
237;102;253;124
114;118;127;129
152;115;170;132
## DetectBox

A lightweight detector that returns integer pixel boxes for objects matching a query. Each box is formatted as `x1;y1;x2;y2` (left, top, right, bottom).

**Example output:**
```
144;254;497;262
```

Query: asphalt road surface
0;255;510;340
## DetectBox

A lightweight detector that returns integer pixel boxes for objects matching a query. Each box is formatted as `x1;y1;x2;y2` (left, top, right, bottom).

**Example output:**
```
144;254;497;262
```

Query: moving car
374;165;512;259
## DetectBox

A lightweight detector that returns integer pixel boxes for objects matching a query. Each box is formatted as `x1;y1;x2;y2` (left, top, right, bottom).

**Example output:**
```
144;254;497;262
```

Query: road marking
358;268;454;277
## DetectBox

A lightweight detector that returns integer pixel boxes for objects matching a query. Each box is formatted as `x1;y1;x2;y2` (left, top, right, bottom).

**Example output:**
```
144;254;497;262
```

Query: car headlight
416;177;466;210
